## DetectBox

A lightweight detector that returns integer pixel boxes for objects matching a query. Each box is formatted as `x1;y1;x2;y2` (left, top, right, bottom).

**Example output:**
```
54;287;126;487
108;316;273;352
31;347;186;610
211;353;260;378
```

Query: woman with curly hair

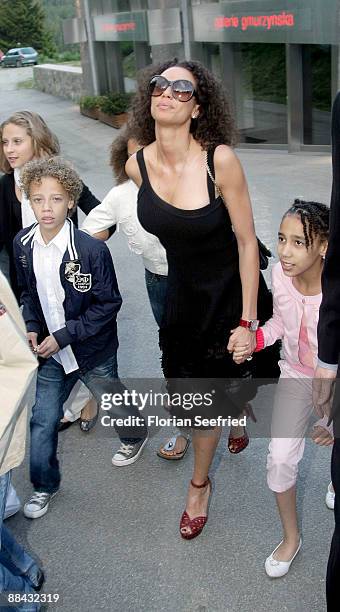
126;58;274;539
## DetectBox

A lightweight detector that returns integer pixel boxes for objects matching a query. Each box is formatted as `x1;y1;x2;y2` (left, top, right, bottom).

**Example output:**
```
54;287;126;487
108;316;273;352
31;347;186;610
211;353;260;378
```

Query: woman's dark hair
109;124;136;185
129;58;237;149
283;199;330;248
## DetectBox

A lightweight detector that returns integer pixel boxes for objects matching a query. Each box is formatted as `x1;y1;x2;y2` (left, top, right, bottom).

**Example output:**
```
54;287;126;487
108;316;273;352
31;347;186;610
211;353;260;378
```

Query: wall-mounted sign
93;11;148;42
148;8;182;46
63;17;87;45
214;10;295;33
193;0;340;45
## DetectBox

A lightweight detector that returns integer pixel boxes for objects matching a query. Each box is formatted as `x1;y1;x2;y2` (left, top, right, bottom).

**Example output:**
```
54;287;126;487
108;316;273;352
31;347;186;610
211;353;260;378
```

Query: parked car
2;47;38;68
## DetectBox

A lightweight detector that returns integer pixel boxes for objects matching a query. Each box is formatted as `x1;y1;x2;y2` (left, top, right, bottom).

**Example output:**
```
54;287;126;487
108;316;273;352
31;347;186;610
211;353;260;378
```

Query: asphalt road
0;86;334;612
0;65;33;90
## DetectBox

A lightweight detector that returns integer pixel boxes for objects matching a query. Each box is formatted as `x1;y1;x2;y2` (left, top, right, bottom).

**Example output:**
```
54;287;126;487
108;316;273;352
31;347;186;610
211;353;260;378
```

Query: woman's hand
313;366;337;418
311;425;334;446
227;326;256;364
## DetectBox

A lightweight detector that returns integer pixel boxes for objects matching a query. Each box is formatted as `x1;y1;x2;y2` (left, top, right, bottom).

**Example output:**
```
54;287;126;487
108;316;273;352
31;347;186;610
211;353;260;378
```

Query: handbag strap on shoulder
205;151;225;203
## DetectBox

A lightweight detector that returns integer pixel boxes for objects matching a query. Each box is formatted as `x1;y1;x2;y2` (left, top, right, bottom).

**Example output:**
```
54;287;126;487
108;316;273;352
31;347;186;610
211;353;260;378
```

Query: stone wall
33;64;84;102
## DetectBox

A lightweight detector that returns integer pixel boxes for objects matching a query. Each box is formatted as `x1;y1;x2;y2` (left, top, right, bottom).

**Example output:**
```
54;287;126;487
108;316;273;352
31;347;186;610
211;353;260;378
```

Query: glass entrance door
235;43;287;144
302;45;331;145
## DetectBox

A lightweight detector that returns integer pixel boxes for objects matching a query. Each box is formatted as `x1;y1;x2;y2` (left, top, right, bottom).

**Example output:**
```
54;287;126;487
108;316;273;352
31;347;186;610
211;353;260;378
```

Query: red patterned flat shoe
180;478;211;540
228;429;249;454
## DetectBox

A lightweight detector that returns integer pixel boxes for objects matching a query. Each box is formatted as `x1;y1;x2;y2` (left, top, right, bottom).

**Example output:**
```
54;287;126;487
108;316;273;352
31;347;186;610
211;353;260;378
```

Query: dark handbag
257;238;272;270
205;154;273;270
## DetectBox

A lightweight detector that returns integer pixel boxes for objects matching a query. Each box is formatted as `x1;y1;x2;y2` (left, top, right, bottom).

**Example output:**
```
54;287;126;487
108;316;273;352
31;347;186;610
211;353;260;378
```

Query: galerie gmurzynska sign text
193;0;340;45
214;10;295;32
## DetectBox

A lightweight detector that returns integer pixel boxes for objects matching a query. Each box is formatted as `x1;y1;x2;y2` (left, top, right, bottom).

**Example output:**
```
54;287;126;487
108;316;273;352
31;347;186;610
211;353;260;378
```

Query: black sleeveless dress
137;149;279;421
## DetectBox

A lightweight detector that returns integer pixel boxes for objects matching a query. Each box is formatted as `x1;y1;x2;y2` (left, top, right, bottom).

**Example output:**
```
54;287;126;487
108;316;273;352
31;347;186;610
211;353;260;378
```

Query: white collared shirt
32;222;78;374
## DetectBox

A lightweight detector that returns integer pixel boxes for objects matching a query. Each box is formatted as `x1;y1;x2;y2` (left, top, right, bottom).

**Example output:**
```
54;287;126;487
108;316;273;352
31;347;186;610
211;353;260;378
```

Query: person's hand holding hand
37;335;60;359
227;327;256;364
313;366;337;418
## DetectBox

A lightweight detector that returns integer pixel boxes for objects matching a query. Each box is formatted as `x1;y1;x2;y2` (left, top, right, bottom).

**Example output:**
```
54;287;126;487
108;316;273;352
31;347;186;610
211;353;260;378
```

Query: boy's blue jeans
30;355;147;494
0;473;41;611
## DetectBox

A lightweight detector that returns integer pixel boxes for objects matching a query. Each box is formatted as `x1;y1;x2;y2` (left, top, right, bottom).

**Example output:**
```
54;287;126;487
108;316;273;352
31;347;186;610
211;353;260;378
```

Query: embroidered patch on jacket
64;261;92;292
0;303;7;317
65;262;81;282
72;273;92;292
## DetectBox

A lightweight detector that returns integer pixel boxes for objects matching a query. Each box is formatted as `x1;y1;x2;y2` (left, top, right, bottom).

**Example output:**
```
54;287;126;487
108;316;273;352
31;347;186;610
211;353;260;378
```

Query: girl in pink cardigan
234;200;332;578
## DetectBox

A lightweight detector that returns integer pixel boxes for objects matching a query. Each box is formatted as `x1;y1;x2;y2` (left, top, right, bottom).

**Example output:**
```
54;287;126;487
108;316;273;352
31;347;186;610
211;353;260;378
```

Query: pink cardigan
256;262;321;371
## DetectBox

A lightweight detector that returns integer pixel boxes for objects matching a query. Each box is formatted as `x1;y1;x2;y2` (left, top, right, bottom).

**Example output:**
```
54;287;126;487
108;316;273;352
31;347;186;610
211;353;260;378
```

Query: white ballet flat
325;482;335;510
265;538;302;578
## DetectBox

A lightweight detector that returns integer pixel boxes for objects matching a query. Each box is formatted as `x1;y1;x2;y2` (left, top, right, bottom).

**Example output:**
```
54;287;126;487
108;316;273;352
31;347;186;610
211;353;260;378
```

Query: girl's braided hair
283;199;330;249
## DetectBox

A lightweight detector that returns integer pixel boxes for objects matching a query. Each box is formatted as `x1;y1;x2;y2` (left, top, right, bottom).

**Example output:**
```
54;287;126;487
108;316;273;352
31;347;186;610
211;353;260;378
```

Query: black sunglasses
149;75;197;103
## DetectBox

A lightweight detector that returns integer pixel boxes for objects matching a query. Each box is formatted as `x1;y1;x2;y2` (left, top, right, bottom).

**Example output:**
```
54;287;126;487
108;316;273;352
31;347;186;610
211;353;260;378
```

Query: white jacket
0;271;38;475
81;180;168;276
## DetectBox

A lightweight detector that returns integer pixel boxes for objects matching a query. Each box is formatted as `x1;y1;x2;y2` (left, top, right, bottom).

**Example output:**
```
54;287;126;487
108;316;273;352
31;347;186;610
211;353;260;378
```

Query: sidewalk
0;88;333;612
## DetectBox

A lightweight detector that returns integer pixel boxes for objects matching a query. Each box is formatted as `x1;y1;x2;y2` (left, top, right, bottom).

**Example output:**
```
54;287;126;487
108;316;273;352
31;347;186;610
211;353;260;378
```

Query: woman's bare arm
214;145;259;356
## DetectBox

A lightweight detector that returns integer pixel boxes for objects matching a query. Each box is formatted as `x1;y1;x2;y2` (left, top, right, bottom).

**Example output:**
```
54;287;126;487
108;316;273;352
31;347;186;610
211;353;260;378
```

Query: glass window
303;45;331;145
202;43;222;78
235;43;287;144
121;42;137;91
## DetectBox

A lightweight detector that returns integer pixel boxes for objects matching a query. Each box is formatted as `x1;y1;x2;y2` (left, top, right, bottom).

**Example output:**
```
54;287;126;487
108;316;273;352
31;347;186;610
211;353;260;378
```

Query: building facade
65;1;340;151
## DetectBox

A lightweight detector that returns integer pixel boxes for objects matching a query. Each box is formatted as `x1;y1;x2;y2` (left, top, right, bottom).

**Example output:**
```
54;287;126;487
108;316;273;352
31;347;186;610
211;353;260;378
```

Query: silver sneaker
24;491;57;519
112;437;148;467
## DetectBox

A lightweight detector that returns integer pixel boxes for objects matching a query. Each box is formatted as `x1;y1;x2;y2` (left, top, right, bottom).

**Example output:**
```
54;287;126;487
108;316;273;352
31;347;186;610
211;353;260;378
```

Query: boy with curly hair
13;158;148;519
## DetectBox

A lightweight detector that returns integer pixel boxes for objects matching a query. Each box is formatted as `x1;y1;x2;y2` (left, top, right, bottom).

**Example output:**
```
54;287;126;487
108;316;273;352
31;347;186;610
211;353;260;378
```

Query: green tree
41;0;76;52
0;0;56;55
